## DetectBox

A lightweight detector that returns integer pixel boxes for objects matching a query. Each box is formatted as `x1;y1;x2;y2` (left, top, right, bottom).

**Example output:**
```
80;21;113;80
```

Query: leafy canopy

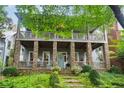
16;5;116;37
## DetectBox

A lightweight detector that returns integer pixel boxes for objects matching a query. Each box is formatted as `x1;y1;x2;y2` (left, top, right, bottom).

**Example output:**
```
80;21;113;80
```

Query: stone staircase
63;75;84;88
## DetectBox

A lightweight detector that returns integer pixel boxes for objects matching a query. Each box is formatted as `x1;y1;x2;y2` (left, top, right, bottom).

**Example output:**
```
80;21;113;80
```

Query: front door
58;52;68;68
28;51;33;67
42;51;50;68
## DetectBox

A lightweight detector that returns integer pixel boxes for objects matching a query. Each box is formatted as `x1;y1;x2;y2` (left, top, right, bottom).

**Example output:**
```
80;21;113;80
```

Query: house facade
0;30;16;66
14;23;110;71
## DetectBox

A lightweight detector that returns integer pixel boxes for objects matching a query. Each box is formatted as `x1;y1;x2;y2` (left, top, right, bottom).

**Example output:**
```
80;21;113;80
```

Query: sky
5;5;18;24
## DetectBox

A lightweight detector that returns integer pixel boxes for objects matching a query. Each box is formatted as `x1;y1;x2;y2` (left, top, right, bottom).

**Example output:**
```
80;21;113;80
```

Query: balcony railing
18;31;106;42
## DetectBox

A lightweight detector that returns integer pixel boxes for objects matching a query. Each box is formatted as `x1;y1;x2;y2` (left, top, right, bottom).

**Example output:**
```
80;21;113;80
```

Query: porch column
70;42;75;68
86;42;93;65
14;40;21;68
103;43;110;70
33;41;38;70
53;41;58;66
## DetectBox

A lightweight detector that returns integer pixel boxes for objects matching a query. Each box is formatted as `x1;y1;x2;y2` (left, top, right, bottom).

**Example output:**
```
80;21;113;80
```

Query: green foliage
8;49;14;66
0;6;6;24
0;57;3;68
108;66;122;74
79;73;95;87
100;72;124;88
89;70;101;86
52;66;61;72
49;71;60;88
117;41;124;59
71;65;82;75
16;5;115;38
2;67;18;76
0;73;50;88
81;65;92;73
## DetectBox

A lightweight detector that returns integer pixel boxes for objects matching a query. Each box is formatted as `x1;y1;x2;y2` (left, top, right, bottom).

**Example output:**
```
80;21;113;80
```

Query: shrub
52;66;61;72
2;67;18;76
49;71;60;88
71;65;82;75
81;65;92;73
0;57;4;73
89;70;101;86
108;66;122;74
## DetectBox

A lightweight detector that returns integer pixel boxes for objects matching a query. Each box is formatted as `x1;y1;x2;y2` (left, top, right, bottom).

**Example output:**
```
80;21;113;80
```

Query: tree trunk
109;5;124;29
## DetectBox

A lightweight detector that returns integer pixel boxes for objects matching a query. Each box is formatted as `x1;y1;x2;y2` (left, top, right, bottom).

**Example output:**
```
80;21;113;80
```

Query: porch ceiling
39;41;53;48
92;43;103;50
21;41;34;49
75;42;86;50
57;42;70;48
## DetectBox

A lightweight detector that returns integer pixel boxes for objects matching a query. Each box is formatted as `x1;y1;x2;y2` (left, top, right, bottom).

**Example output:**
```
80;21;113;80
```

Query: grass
78;72;124;88
0;73;50;88
99;72;124;88
0;72;124;88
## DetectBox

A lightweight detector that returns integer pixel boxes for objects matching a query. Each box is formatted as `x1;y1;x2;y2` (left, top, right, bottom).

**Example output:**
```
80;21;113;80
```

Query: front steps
63;75;84;88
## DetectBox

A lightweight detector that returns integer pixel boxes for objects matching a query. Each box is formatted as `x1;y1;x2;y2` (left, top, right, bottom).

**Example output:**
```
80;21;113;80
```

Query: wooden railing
18;31;106;41
18;61;51;68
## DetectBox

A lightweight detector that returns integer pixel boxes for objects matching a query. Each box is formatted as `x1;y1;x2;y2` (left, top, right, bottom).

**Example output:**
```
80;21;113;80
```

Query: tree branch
109;5;124;29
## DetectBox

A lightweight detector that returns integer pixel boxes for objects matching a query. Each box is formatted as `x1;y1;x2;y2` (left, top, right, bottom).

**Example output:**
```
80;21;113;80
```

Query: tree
0;6;6;38
109;5;124;29
0;6;12;38
16;5;115;37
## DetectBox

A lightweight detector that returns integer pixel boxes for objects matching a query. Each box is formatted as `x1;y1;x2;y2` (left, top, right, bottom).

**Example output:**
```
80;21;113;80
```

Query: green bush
52;66;61;72
108;66;122;74
81;65;92;73
0;57;3;68
71;65;82;75
89;70;101;86
2;67;18;76
49;71;60;88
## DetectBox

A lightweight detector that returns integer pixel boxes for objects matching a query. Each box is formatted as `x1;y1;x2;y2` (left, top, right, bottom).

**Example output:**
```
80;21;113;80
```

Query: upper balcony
17;30;107;43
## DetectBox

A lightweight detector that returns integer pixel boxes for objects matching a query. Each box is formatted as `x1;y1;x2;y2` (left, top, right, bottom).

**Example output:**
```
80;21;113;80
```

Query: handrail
18;31;106;41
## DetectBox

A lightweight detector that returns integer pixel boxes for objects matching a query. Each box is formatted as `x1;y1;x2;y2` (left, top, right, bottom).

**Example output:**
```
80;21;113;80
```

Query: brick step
65;84;84;88
64;79;81;83
63;76;78;79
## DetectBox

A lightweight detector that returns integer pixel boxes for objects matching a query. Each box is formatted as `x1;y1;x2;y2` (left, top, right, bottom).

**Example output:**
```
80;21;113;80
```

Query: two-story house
0;30;16;66
13;19;110;72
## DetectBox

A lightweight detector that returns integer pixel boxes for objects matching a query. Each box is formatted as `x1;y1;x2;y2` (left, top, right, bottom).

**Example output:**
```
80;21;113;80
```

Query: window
43;51;50;64
7;41;11;49
29;51;33;61
62;52;67;62
75;52;79;62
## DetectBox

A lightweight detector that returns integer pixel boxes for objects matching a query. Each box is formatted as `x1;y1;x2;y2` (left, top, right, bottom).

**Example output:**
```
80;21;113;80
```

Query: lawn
0;72;124;88
79;72;124;88
0;73;50;88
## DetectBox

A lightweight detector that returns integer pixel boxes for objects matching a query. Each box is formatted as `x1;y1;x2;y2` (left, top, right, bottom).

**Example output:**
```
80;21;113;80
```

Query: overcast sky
6;5;18;24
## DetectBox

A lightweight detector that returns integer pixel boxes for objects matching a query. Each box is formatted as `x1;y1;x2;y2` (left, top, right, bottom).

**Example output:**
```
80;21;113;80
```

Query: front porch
14;40;110;71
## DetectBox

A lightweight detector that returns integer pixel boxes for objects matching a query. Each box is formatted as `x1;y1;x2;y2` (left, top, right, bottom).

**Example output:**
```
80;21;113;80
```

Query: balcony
18;30;106;42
